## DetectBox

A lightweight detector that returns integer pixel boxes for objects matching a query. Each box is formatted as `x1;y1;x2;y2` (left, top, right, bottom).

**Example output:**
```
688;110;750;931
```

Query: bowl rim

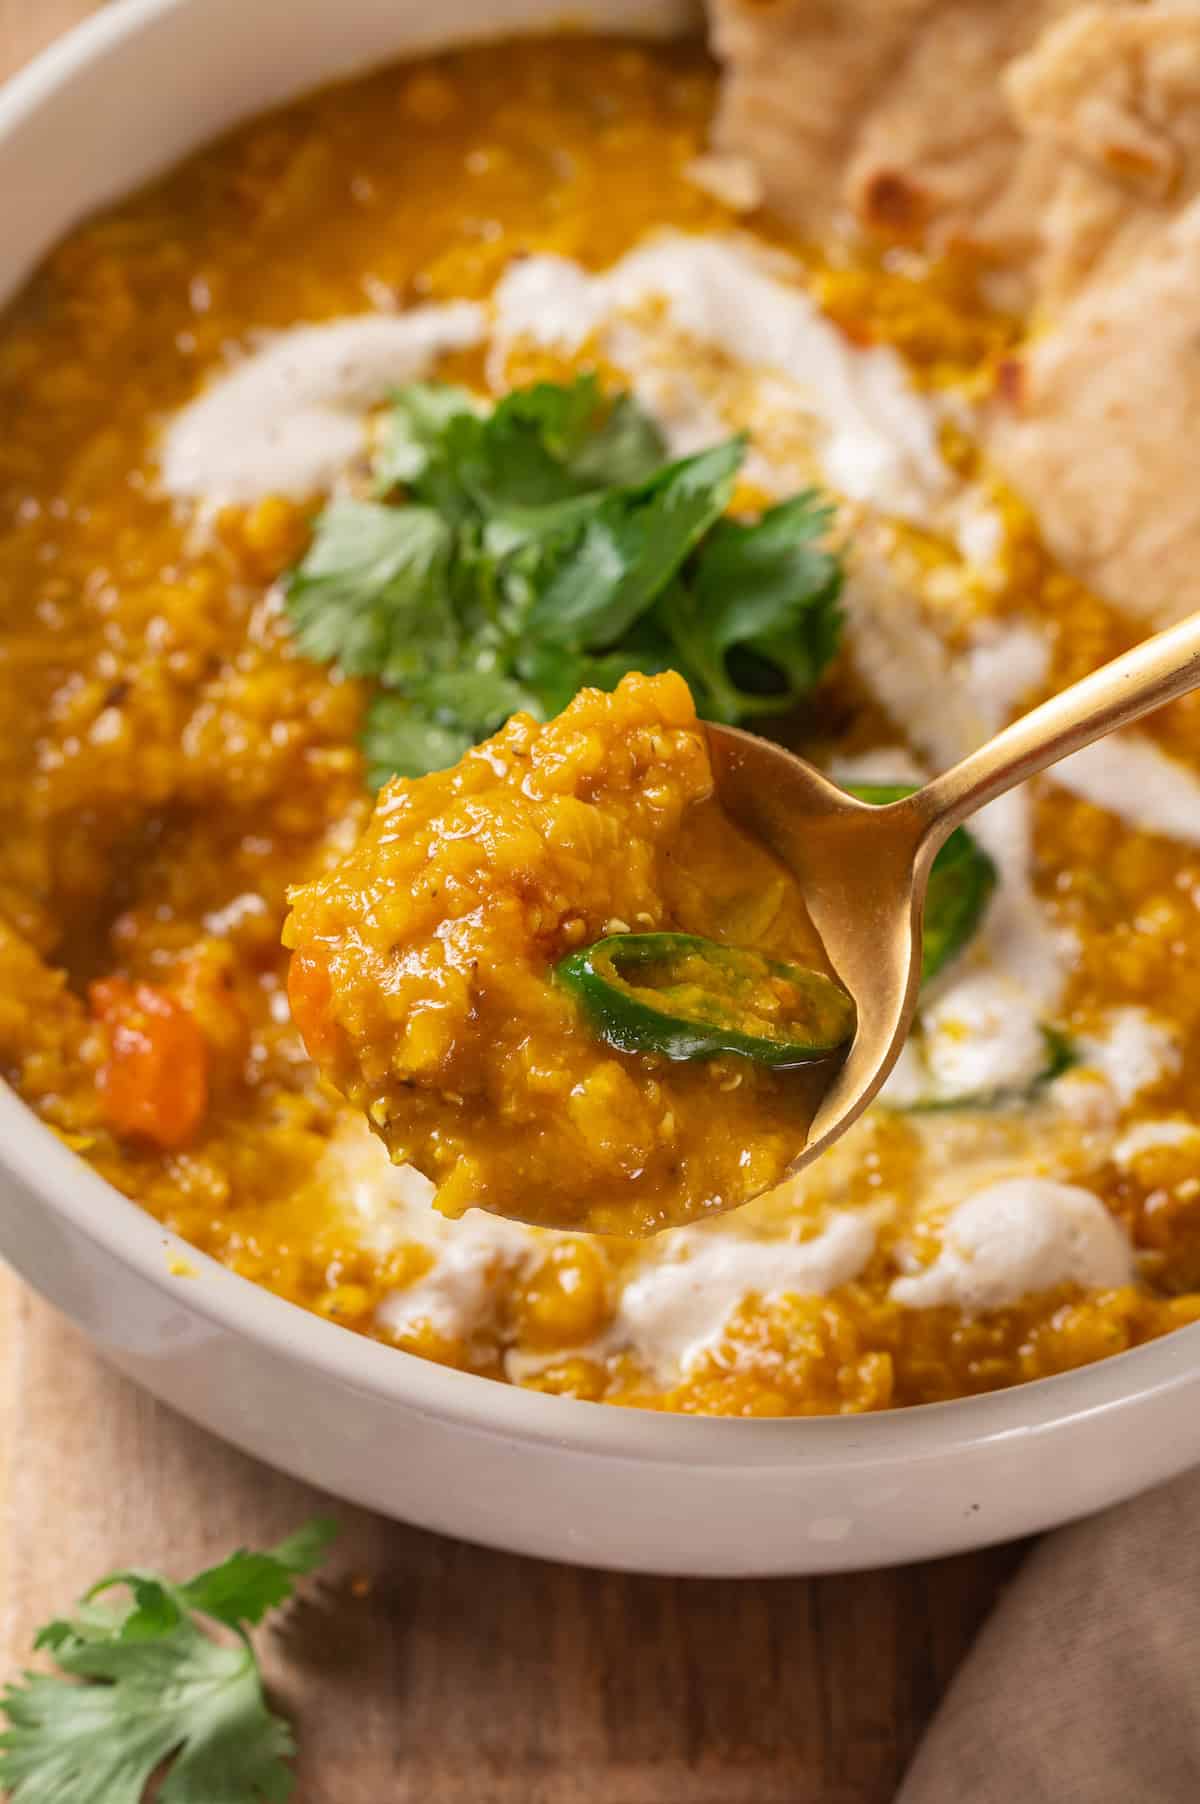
3;0;1200;1472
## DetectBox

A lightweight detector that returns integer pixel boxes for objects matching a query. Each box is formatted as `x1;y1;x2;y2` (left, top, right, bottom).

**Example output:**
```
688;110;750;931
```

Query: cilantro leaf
363;695;474;785
373;382;478;498
180;1517;338;1631
526;438;745;648
285;500;456;679
563;390;670;491
0;1519;337;1804
513;638;674;722
375;374;666;529
464;375;616;511
658;493;843;723
451;374;667;514
284;376;846;786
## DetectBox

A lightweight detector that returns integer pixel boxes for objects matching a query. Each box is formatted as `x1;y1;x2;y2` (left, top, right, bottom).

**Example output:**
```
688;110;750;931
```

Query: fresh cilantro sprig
0;1518;337;1804
285;373;844;784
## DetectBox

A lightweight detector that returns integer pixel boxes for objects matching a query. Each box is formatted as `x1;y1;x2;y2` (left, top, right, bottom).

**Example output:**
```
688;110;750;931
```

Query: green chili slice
556;931;856;1066
846;783;997;983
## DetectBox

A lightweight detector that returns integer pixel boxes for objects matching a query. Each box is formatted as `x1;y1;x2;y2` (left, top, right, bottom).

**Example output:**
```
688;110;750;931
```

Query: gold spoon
707;611;1200;1188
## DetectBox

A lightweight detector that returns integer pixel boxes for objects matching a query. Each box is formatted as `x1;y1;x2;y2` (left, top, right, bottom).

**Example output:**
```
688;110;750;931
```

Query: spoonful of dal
284;618;1200;1237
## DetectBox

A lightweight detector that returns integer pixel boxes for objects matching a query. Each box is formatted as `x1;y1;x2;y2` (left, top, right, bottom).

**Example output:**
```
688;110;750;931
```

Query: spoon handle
915;611;1200;843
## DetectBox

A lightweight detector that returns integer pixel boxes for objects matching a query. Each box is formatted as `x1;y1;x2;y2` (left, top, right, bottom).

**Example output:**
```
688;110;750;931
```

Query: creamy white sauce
327;1122;873;1379
1051;733;1200;846
1076;1008;1181;1107
847;614;1086;1117
962;622;1050;730
920;973;1051;1098
919;621;1200;855
874;1040;929;1109
604;320;734;458
490;234;950;521
839;583;1065;1076
965;795;1069;1012
852;611;1200;1126
160;304;485;506
328;1123;536;1346
841;561;1008;772
1114;1119;1200;1167
891;1179;1134;1313
160;235;951;527
1050;1069;1122;1134
377;1240;511;1344
606;1214;875;1380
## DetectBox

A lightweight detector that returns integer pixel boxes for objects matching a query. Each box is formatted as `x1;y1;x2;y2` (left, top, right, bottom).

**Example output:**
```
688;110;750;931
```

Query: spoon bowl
708;607;1200;1199
707;725;932;1176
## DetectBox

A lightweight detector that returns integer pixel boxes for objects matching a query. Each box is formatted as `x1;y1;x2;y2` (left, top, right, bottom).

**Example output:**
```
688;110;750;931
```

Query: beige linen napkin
899;1471;1200;1802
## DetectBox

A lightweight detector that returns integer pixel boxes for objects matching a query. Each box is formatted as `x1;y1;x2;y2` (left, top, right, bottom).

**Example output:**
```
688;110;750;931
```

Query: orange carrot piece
286;944;344;1065
90;977;209;1150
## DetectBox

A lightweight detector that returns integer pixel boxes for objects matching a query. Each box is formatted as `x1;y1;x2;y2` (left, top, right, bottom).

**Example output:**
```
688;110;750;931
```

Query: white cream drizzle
490;234;951;521
1075;1008;1181;1108
890;1180;1134;1313
331;1123;536;1347
1113;1119;1200;1167
595;1213;875;1381
919;973;1052;1098
326;1123;874;1382
962;622;1050;731
160;304;484;507
1051;733;1200;846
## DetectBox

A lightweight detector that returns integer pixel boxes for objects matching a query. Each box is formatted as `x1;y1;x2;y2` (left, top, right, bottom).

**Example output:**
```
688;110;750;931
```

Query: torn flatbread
710;1;1200;625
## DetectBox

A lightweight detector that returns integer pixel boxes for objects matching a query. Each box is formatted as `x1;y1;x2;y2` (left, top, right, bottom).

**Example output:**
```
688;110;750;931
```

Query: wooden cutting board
0;1288;1022;1804
0;7;1026;1799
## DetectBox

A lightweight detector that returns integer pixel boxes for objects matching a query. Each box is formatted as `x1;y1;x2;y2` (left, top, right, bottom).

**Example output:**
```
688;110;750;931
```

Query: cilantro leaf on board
179;1517;338;1632
0;1519;337;1804
284;375;846;784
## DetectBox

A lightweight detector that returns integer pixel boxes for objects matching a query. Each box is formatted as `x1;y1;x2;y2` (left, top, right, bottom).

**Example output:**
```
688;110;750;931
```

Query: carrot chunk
286;944;343;1065
90;977;209;1150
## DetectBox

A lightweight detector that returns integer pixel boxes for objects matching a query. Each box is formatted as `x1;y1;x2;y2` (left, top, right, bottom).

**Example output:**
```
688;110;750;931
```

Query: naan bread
989;8;1200;623
709;0;1082;268
710;1;1200;625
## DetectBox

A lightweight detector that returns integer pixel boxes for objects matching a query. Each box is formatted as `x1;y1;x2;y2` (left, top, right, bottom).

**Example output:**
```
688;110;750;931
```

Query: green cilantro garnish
0;1518;337;1804
285;373;844;783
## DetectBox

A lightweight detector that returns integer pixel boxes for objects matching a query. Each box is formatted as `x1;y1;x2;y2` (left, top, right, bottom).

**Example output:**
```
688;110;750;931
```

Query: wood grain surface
0;7;1028;1800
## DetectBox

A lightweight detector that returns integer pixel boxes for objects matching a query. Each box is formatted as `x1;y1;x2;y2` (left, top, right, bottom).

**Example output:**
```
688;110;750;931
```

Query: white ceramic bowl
3;0;1200;1577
